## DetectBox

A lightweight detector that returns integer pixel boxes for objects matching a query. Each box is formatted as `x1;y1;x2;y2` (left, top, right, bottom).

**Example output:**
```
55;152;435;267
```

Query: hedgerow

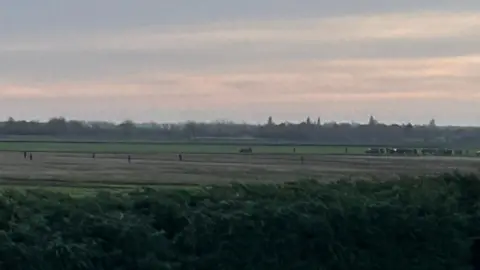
0;173;479;269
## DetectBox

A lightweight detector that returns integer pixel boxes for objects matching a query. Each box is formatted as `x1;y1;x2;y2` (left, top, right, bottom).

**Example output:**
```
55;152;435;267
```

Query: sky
1;1;480;125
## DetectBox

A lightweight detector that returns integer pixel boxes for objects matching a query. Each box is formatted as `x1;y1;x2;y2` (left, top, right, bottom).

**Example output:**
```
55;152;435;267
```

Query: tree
0;115;478;147
4;117;16;134
368;116;378;126
184;121;197;139
119;120;135;137
306;117;312;125
428;119;436;128
46;117;68;135
404;123;414;134
316;117;321;126
267;116;274;126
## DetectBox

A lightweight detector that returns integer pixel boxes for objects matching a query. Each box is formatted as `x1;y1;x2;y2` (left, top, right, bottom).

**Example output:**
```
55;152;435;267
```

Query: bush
0;173;479;269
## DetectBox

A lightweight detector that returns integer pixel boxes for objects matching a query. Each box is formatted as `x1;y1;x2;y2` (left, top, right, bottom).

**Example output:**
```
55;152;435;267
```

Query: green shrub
0;173;478;269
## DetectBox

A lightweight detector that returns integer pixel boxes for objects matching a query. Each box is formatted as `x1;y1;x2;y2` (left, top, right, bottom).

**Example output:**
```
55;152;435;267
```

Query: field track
0;151;479;189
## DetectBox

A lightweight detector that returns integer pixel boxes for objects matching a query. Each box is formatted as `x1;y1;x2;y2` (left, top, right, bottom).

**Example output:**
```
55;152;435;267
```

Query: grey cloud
2;1;480;124
2;0;480;38
1;35;479;83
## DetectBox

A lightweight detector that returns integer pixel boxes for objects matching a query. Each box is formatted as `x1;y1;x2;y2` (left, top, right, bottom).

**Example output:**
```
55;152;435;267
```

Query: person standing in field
24;151;27;159
128;155;131;163
178;153;183;161
293;148;296;153
92;153;96;159
29;153;33;161
300;155;304;164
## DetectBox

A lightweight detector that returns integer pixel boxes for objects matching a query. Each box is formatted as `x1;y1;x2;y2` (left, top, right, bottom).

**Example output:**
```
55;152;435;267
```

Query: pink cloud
1;55;478;111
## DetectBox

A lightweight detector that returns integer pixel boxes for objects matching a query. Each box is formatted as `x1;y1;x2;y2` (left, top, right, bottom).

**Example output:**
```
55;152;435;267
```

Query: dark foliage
1;117;480;147
0;174;479;269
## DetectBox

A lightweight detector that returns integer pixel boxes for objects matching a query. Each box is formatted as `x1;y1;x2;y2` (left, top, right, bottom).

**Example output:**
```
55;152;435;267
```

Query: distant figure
345;147;348;154
293;148;296;153
29;153;33;161
128;155;131;163
23;152;27;159
178;153;183;161
92;153;96;159
300;155;304;164
239;147;253;153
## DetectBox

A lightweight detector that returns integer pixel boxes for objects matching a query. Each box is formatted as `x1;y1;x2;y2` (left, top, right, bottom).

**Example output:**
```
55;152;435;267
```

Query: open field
0;141;479;154
0;151;479;191
1;142;480;268
0;141;371;154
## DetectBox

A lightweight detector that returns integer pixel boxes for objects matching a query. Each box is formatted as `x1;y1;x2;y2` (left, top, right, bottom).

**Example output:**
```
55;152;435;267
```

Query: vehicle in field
365;148;385;155
421;148;438;155
439;148;454;156
392;148;418;156
239;147;253;153
386;148;397;155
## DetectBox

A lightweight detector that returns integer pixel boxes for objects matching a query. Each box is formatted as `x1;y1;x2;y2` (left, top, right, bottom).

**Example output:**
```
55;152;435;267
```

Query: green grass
0;142;368;154
0;183;203;197
0;141;477;156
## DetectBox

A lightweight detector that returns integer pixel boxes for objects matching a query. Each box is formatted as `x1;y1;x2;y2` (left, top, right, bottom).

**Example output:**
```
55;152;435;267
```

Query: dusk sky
1;1;480;125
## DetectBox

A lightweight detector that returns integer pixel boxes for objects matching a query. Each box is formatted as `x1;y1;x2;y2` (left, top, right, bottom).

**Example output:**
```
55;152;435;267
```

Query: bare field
0;151;479;188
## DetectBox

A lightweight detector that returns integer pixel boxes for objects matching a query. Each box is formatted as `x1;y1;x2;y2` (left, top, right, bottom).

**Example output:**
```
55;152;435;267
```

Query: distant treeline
1;116;479;147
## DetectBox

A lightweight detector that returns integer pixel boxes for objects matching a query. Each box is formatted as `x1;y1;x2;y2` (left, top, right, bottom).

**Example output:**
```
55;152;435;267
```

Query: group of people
23;151;33;160
88;153;184;163
21;151;308;164
23;151;132;163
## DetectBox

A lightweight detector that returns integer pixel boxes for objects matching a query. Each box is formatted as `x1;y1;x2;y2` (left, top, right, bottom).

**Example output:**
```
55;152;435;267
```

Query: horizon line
2;116;478;128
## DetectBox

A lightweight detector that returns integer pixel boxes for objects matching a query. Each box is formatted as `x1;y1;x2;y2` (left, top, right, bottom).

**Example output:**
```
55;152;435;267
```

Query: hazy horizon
1;1;480;126
2;115;476;128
